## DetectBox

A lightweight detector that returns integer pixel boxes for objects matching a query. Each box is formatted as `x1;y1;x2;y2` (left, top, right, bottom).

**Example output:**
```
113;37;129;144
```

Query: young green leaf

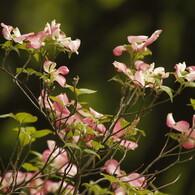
22;162;39;171
83;149;100;159
66;84;97;95
160;85;173;102
190;98;195;111
64;143;81;150
32;129;52;138
10;112;38;124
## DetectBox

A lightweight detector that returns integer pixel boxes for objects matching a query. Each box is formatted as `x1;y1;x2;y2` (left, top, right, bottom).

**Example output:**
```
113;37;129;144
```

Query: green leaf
32;129;52;138
30;150;42;159
166;132;181;142
33;53;40;61
190;98;195;111
1;40;12;50
16;68;42;77
66;84;97;95
185;81;195;88
15;43;27;50
64;143;81;150
91;141;105;150
160;85;173;102
109;75;125;86
0;113;11;119
83;149;100;159
13;126;36;146
49;96;64;105
22;162;39;171
18;128;33;146
10;112;37;124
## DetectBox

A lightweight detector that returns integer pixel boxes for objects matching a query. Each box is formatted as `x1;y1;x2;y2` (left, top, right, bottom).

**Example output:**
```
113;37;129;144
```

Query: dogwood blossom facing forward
43;60;69;87
166;113;195;149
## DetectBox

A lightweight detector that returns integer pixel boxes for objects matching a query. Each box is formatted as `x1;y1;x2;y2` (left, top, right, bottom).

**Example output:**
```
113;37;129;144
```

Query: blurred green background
0;0;195;194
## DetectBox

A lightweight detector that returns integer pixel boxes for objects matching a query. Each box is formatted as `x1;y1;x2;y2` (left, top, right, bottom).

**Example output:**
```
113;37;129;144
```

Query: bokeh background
0;0;195;194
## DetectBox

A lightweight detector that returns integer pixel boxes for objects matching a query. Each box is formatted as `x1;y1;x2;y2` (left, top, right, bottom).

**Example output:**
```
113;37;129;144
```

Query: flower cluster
112;30;170;89
1;20;80;53
39;91;139;150
0;171;75;194
103;159;146;194
113;60;169;88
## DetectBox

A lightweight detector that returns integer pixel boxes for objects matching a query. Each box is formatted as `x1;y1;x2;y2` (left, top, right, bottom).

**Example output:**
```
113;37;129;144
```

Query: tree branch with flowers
0;20;194;195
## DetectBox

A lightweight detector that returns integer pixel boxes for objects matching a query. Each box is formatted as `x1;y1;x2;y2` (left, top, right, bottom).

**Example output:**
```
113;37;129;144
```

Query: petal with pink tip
173;121;190;132
104;159;120;175
113;45;126;56
54;74;66;87
57;66;69;75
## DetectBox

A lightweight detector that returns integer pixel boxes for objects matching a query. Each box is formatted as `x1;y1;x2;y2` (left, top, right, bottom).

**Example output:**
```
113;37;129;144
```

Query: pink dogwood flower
127;30;162;52
103;159;121;175
1;23;34;44
44;180;75;194
26;31;46;49
112;30;162;57
44;20;81;54
174;62;195;82
130;60;169;88
43;60;69;87
112;119;138;150
42;140;69;169
44;20;61;40
166;113;195;149
103;159;146;194
113;61;131;75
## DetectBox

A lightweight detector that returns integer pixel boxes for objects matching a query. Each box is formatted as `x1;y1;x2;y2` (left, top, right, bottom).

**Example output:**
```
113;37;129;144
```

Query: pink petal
126;173;146;187
1;23;13;40
47;140;56;151
61;164;77;177
133;71;145;87
68;39;81;54
113;45;126;56
112;120;124;138
114;186;126;195
166;113;190;132
135;60;150;71
174;121;190;132
43;60;56;73
89;107;103;118
140;30;162;50
55;93;69;106
127;35;148;44
182;141;195;149
54;74;66;87
53;152;69;169
113;61;130;74
166;113;175;128
103;159;121;175
119;139;138;150
57;66;69;75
